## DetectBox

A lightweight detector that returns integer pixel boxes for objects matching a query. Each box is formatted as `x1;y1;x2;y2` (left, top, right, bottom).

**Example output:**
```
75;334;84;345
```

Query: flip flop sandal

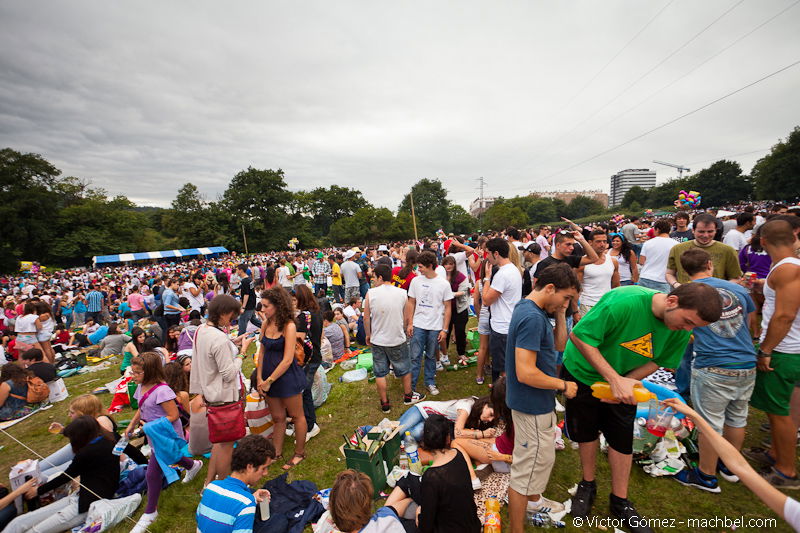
282;452;306;471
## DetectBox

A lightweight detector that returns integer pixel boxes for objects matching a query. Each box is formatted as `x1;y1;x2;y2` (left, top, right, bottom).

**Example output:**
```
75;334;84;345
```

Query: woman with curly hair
256;287;307;470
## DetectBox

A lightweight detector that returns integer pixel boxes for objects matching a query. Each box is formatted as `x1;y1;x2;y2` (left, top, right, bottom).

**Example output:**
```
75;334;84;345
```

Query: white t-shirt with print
489;263;522;334
408;275;453;331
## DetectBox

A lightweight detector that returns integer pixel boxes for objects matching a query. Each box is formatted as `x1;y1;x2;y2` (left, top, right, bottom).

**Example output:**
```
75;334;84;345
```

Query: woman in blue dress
256;287;307;470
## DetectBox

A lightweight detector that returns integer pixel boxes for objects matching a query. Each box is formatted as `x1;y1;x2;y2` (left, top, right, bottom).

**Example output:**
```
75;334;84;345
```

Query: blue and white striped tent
92;246;229;266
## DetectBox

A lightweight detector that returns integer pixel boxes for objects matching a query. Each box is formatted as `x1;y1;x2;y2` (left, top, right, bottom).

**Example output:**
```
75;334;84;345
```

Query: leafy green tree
399;179;451;236
0;148;62;271
564;196;604;219
551;198;568;219
448;204;478;234
527;197;557;224
482;203;527;230
621;186;650;208
690;160;752;207
306;185;369;236
221;167;292;250
752;126;800;200
328;206;395;245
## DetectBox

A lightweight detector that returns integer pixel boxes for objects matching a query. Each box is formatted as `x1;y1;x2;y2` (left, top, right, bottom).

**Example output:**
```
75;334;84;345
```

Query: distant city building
469;196;496;218
609;169;656;207
530;190;608;208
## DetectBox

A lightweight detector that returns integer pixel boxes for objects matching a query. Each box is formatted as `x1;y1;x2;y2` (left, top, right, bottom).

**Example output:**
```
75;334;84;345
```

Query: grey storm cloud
1;0;799;209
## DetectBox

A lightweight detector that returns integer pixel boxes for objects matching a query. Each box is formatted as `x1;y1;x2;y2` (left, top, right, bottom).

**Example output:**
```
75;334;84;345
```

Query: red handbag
205;378;246;444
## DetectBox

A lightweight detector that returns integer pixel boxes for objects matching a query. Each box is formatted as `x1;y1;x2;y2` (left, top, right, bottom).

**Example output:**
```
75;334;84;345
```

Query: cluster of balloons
288;237;299;250
677;190;702;208
611;214;626;225
645;209;653;216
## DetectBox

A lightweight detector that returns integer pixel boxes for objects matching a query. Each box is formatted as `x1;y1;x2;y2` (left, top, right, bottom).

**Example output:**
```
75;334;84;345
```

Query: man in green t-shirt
562;284;721;532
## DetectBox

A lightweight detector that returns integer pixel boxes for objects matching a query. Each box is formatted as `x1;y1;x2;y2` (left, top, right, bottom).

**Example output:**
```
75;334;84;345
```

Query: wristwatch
757;349;771;358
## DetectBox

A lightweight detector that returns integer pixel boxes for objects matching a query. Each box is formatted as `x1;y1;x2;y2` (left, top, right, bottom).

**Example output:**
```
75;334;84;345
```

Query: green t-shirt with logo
563;286;690;386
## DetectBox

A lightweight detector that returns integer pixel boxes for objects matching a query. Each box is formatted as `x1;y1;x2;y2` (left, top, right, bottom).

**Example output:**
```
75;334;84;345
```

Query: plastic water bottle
404;432;422;474
112;435;129;456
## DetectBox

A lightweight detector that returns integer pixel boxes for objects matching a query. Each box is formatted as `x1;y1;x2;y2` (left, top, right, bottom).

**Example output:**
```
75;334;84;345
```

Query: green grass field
0;332;792;532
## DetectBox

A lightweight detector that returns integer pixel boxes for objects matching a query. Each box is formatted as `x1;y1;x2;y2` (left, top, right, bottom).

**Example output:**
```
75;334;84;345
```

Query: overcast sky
1;1;799;210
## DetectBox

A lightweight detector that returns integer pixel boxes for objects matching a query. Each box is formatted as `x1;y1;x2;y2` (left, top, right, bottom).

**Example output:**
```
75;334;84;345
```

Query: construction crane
653;160;690;179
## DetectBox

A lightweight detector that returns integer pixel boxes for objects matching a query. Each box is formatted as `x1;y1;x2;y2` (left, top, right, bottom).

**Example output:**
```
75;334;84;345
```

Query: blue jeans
489;328;508;382
675;342;694;400
313;283;327;297
333;285;344;303
399;405;425;442
40;442;74;480
302;360;321;428
238;309;255;337
638;278;671;293
359;282;370;299
619;280;634;286
410;327;439;390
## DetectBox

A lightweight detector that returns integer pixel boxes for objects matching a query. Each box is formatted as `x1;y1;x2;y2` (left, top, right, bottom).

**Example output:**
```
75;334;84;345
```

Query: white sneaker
435;361;444;372
183;459;203;484
439;355;451;366
130;511;158;533
306;423;321;442
527;496;565;514
555;398;565;413
427;384;440;396
285;423;295;437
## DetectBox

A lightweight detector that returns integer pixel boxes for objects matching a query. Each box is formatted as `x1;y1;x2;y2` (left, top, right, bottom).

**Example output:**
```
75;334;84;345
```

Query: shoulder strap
138;382;167;407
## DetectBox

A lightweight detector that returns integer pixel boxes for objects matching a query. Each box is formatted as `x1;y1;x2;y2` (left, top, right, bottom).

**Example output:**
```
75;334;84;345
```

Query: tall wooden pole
242;224;249;255
410;189;419;241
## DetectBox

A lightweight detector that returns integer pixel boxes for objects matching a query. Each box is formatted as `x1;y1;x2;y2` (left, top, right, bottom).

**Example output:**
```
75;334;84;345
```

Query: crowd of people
0;200;798;533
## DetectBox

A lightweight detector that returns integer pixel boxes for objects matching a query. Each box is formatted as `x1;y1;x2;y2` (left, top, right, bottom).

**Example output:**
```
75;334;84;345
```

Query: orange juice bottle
591;381;655;403
484;496;501;532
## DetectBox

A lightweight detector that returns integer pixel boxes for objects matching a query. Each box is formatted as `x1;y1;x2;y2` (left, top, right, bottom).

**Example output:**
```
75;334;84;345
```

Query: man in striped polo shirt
197;435;276;533
85;285;104;324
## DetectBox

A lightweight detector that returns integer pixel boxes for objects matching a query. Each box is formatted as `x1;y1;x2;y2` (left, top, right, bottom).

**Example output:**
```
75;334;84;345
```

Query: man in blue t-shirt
197;435;275;533
675;248;756;494
505;263;580;533
161;278;183;328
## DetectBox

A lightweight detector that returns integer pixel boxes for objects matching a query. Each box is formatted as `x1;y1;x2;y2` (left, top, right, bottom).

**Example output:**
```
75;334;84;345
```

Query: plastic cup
259;496;270;520
646;399;675;437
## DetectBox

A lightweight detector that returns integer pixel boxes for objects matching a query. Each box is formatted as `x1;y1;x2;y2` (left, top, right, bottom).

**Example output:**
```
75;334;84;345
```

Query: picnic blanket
0;403;54;430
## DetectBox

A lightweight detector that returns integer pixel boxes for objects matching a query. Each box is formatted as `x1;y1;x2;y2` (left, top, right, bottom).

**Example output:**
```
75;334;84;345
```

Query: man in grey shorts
364;264;424;413
674;248;757;493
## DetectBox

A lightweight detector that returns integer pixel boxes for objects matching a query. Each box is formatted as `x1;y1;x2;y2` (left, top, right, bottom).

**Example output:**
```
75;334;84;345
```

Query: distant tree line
2;125;797;271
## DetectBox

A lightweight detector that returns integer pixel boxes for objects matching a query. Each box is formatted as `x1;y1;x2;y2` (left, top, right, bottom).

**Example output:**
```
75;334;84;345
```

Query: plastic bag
79;494;142;532
311;366;331;407
339;368;368;383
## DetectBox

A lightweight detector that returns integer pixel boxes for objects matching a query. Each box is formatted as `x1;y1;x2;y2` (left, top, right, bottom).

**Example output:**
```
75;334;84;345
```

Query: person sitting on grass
323;310;349;359
314;469;406;533
196;434;276;533
0;363;35;422
0;478;36;531
398;395;494;443
386;414;481;533
19;347;56;384
3;416;120;533
452;377;514;474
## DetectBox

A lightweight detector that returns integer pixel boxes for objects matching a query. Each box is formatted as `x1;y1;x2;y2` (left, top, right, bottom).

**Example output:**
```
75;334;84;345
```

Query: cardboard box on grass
9;459;41;513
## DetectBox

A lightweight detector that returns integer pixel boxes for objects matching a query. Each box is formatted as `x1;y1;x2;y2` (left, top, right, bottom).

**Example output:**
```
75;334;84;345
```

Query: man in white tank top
745;219;800;489
577;230;619;315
